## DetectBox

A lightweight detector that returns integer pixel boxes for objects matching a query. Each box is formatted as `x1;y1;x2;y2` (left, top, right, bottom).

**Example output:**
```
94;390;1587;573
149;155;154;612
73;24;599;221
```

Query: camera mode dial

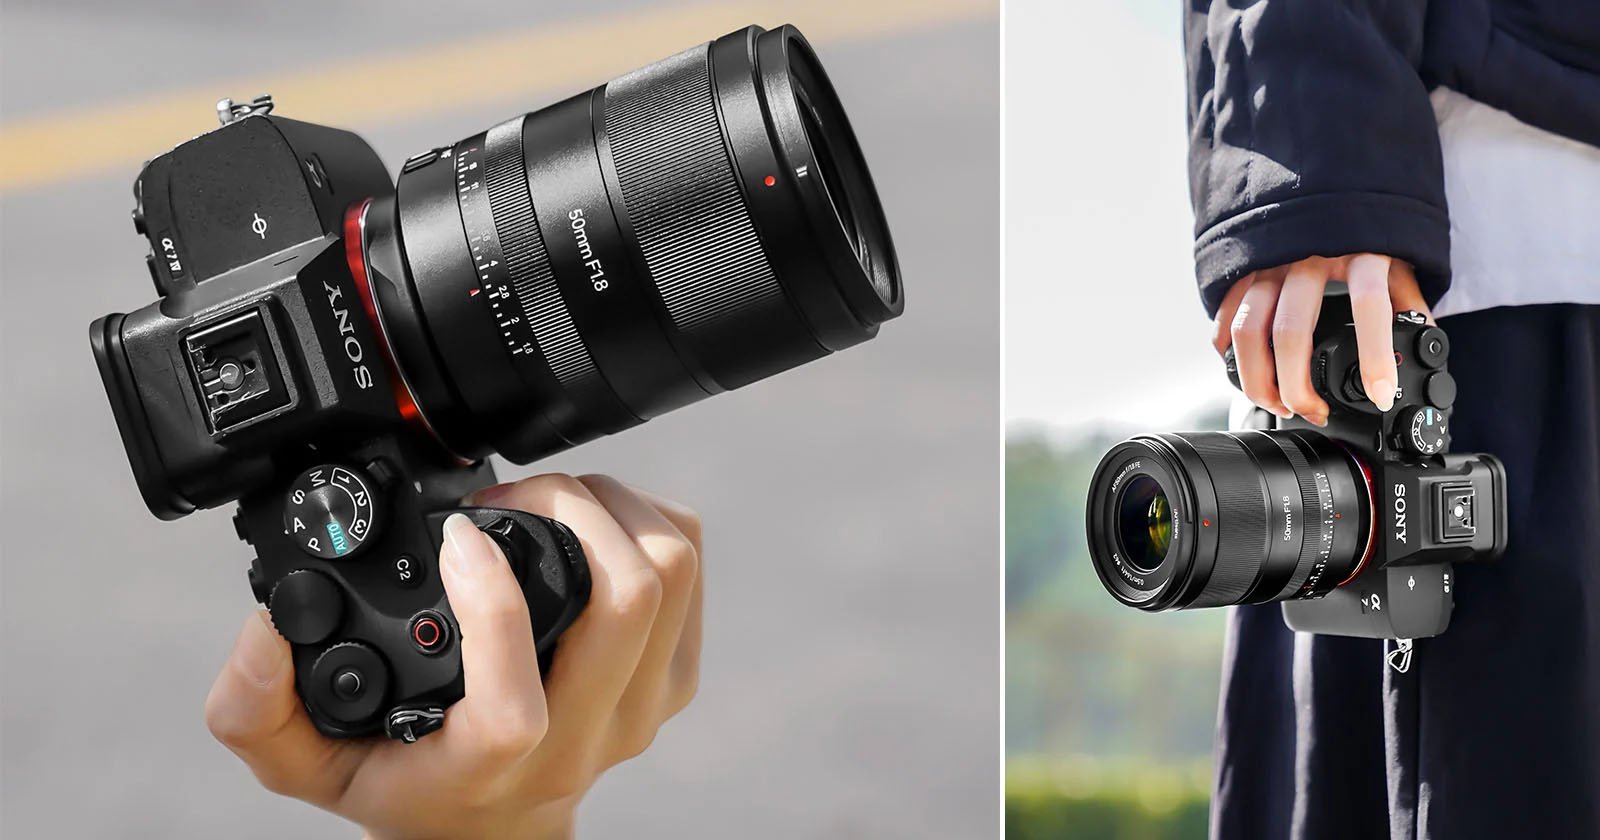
1398;405;1449;456
284;464;381;559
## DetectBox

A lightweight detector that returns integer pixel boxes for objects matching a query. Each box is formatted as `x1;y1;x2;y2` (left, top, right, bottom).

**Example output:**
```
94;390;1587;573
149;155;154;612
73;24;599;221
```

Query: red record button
410;611;450;654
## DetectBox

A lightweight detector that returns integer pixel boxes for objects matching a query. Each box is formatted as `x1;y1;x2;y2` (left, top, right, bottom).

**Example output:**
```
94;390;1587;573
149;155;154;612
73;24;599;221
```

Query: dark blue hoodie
1185;0;1600;315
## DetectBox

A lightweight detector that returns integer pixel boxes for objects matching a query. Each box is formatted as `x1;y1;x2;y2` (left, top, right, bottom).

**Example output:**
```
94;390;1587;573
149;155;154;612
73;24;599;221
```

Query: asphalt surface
0;2;1000;837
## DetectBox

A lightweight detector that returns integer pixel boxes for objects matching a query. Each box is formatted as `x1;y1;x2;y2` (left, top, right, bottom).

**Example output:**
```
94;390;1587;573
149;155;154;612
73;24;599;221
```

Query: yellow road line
0;0;991;192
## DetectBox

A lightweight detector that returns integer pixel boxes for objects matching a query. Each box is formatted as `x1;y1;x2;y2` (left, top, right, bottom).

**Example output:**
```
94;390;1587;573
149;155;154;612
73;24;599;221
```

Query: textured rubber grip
603;44;819;388
1187;434;1268;608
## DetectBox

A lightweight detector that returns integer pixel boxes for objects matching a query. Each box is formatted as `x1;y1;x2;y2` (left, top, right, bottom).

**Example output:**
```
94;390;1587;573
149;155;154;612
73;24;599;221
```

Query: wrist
361;798;578;840
507;802;578;840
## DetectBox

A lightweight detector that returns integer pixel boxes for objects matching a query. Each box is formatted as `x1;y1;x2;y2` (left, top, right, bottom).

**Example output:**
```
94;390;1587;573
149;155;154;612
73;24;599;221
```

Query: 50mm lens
1086;431;1376;611
354;25;902;464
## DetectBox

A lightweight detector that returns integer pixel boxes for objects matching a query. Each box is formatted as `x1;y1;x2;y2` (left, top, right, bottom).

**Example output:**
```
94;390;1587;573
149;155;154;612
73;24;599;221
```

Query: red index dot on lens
1203;519;1212;527
763;175;777;187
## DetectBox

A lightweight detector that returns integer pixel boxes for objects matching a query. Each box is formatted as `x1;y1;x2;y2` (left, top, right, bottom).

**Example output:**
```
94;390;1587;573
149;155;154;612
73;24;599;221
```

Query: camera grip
249;482;590;743
437;507;592;664
371;508;590;742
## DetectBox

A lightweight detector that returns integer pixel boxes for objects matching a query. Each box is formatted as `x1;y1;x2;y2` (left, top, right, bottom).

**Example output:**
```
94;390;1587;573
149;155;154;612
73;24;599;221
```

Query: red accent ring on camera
409;611;450;654
413;618;440;647
343;199;462;460
1336;448;1380;588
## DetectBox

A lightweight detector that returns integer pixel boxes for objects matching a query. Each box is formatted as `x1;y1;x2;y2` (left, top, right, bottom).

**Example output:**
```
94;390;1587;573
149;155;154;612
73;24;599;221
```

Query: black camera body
1227;305;1507;638
91;104;589;742
1088;301;1507;642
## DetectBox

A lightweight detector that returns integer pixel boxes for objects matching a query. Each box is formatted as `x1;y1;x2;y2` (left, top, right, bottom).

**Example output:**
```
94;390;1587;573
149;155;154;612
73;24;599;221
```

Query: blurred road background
1004;1;1229;836
0;1;999;837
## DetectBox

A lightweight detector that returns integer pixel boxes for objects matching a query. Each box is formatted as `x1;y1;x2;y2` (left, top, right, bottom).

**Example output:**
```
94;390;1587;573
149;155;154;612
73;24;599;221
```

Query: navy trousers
1210;304;1600;840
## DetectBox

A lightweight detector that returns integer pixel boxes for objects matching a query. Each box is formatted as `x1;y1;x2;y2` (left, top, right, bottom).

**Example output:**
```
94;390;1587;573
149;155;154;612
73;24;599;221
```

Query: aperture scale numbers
1296;470;1339;597
453;142;541;362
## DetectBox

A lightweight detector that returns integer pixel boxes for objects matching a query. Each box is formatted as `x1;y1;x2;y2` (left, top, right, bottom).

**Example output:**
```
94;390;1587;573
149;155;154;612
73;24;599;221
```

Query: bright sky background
1004;0;1235;433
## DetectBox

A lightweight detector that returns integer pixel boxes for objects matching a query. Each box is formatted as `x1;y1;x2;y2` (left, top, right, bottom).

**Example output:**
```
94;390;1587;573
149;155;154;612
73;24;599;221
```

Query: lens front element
1116;475;1172;573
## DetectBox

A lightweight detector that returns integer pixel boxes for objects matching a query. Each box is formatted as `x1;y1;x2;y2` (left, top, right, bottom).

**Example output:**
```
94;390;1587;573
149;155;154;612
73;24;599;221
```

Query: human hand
204;474;703;840
1212;254;1432;425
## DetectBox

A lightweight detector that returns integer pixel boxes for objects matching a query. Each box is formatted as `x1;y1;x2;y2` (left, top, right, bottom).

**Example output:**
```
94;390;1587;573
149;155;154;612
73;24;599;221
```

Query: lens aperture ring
604;44;823;389
483;122;589;384
1276;437;1335;599
474;120;633;440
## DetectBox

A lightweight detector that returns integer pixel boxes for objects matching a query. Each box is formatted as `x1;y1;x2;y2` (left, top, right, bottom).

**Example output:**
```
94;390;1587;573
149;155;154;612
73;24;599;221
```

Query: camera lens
348;25;902;463
1085;431;1375;611
1115;475;1172;572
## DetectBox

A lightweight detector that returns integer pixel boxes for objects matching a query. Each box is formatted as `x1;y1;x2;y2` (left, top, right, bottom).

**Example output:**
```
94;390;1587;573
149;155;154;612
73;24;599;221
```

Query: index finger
469;475;661;762
444;513;548;745
1346;253;1399;411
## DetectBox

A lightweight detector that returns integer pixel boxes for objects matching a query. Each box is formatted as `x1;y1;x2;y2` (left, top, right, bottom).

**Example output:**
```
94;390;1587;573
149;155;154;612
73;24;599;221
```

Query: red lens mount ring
1336;446;1380;588
343;198;468;464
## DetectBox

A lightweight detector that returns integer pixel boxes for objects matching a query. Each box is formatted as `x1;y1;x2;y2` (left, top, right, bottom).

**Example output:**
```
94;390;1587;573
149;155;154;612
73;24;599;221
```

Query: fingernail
1370;379;1396;412
1272;406;1294;420
442;513;497;573
1307;413;1329;427
237;612;287;687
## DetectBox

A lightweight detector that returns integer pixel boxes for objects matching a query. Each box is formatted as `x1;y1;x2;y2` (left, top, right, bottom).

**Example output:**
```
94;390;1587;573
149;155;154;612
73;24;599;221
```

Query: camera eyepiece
1086;431;1375;612
353;24;902;464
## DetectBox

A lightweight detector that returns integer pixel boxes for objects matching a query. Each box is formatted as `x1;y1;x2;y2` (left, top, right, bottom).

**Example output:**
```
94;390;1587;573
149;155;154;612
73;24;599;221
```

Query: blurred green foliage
1006;412;1226;839
1007;759;1210;840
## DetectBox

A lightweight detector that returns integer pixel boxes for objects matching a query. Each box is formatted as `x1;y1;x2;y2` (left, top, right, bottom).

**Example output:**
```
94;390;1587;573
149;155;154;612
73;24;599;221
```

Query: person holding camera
82;24;898;840
205;474;703;840
1186;2;1600;838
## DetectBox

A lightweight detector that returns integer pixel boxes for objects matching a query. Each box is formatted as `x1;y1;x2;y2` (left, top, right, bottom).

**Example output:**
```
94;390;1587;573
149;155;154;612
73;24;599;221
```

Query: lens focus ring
1185;434;1267;608
605;44;821;389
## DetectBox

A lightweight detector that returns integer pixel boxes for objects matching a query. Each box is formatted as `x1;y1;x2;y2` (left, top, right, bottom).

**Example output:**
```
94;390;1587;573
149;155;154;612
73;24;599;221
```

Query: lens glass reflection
1117;475;1172;572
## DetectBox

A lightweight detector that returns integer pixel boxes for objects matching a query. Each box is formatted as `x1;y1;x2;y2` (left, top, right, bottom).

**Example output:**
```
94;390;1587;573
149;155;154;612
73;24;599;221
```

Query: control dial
284;464;380;558
308;641;390;725
1397;405;1449;456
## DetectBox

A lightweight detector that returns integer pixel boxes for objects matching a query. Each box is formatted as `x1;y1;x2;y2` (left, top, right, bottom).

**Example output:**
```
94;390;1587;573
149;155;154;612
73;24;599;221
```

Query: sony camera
89;25;902;742
1086;299;1506;639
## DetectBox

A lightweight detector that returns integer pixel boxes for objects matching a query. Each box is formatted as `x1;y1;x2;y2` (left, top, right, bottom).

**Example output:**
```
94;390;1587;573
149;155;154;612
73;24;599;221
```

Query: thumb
205;611;361;805
206;610;295;740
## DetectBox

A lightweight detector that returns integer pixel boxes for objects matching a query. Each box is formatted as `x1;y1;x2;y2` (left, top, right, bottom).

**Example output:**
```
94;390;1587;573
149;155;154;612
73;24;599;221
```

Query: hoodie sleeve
1185;0;1450;317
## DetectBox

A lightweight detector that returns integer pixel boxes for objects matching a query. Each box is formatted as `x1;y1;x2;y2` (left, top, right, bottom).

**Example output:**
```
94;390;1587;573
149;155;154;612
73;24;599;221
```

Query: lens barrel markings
480;119;598;390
